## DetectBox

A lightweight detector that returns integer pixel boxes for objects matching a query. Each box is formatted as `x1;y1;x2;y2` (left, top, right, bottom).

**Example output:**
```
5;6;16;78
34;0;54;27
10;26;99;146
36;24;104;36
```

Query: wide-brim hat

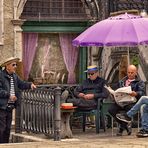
84;65;101;72
1;57;20;67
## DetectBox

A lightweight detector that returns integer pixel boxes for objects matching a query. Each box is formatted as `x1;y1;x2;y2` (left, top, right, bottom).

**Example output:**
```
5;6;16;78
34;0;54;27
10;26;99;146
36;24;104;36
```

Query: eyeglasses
12;64;17;67
88;73;95;76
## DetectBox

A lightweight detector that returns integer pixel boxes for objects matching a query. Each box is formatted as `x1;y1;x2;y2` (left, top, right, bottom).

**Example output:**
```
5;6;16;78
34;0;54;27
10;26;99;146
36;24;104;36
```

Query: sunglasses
88;73;95;76
12;63;17;67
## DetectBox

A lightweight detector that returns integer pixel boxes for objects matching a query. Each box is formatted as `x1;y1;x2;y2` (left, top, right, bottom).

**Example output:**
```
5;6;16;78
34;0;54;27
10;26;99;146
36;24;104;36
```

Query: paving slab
0;128;148;148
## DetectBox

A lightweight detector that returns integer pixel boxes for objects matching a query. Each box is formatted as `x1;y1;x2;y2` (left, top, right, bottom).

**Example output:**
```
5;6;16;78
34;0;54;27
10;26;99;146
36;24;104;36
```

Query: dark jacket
118;76;145;101
0;69;32;110
74;76;108;100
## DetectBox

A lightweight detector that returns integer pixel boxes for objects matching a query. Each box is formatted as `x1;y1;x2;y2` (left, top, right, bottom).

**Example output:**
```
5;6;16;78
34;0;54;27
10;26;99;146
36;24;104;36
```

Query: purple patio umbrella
72;13;148;47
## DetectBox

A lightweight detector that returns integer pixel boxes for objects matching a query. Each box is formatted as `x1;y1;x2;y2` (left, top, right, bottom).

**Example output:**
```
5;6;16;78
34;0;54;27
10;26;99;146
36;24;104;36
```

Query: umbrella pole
127;47;130;66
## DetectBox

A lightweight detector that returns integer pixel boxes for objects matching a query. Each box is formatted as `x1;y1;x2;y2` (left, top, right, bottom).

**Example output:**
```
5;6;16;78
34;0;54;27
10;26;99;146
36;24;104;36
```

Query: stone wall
0;0;14;63
0;0;24;65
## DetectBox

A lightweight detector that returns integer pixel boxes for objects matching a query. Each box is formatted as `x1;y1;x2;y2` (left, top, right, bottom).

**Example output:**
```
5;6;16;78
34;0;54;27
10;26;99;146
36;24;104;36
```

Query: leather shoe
116;128;124;136
125;123;132;135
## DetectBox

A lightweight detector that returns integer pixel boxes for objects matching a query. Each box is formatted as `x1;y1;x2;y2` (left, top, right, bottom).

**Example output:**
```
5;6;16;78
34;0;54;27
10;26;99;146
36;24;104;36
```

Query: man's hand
78;93;85;98
78;93;94;100
129;91;137;97
31;83;36;90
84;94;94;100
9;95;17;102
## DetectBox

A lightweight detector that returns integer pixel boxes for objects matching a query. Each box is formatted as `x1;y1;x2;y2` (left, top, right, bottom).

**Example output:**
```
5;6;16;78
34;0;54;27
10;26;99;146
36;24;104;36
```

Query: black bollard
54;86;61;141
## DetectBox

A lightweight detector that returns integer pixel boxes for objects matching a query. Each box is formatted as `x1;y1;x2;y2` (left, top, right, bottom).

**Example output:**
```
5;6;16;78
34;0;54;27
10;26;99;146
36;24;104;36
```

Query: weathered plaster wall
0;0;25;65
0;0;14;63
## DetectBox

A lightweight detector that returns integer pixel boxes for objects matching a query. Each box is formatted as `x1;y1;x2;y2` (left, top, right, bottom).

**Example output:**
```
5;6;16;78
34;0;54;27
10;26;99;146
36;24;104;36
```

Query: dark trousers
0;109;12;143
108;103;133;129
66;97;97;110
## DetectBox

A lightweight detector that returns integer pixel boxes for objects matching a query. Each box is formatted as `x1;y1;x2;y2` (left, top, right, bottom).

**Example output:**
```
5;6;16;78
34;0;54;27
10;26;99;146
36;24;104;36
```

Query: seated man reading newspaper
107;65;145;136
105;86;137;107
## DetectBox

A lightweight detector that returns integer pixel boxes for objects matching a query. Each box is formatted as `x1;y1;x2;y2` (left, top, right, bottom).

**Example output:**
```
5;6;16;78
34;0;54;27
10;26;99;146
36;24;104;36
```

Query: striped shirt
10;76;15;96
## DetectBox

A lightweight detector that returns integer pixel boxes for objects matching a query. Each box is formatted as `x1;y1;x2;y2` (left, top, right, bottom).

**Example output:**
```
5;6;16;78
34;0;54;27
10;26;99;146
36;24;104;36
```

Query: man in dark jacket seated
108;65;145;136
67;65;108;110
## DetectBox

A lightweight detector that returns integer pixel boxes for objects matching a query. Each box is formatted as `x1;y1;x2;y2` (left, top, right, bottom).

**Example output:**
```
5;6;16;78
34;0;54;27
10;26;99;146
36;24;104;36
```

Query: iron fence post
54;86;61;141
15;96;22;133
145;81;148;95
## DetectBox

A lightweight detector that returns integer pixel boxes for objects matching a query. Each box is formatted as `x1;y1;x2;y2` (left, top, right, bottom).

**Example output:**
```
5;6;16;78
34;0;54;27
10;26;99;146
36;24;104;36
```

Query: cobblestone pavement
0;128;148;148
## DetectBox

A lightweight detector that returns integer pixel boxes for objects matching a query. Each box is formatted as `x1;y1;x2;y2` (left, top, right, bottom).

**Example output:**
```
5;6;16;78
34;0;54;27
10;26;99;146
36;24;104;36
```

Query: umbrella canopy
72;13;148;47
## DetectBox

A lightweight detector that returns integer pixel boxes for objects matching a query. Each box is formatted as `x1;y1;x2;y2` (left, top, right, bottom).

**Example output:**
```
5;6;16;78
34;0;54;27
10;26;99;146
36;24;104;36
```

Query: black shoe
116;113;132;123
136;129;148;138
116;128;124;136
125;123;132;135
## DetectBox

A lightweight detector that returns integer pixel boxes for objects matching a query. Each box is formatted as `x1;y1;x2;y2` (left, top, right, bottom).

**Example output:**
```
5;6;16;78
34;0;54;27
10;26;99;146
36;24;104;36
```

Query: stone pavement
0;128;148;148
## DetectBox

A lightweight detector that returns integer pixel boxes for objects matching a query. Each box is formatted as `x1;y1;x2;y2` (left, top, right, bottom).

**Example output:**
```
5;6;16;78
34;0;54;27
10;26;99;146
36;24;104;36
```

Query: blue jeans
127;96;148;131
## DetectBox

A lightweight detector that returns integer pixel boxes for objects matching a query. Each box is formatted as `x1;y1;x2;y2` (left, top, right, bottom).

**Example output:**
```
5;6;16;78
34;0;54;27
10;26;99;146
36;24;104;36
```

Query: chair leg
82;113;86;132
95;100;106;133
100;111;106;132
111;116;114;136
95;110;100;133
137;111;140;132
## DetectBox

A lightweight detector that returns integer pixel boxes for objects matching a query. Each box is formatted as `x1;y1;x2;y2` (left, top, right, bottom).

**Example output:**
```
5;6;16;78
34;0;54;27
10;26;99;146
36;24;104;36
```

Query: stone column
13;0;28;59
11;19;25;132
11;19;25;60
143;0;148;11
100;0;109;19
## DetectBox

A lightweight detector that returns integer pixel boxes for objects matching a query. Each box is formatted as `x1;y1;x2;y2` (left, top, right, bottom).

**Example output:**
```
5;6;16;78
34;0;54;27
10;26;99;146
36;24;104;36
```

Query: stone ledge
10;132;51;143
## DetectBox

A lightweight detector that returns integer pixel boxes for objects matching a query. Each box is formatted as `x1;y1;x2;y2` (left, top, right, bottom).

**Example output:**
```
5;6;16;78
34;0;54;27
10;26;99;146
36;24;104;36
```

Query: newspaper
104;85;137;107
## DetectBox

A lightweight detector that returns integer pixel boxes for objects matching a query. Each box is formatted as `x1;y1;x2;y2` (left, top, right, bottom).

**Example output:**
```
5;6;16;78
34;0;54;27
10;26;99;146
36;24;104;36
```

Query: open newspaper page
104;85;137;107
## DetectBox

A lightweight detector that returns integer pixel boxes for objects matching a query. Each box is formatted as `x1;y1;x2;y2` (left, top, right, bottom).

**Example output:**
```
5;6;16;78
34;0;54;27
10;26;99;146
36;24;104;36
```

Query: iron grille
21;0;90;21
109;0;145;13
117;0;144;11
18;84;78;138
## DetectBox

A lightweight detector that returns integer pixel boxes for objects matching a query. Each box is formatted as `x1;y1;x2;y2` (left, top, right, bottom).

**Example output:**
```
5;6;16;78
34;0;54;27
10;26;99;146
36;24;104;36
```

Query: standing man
0;57;36;143
67;65;108;110
108;64;145;136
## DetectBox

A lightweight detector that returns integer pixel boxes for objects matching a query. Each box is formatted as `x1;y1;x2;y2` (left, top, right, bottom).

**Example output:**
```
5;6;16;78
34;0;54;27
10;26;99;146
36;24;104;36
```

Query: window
21;0;88;21
0;0;3;45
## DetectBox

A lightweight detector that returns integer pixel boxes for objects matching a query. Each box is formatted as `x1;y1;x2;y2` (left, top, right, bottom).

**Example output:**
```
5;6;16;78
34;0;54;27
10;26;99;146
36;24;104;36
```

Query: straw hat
84;65;100;72
1;57;20;67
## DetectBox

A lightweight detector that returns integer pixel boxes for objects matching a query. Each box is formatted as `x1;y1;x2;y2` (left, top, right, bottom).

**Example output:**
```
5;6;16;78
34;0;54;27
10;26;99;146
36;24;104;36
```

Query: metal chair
110;110;140;136
73;99;106;133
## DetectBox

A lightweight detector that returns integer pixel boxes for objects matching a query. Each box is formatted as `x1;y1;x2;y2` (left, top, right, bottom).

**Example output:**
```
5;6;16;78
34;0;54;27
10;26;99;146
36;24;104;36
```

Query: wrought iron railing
15;84;78;141
21;88;54;135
